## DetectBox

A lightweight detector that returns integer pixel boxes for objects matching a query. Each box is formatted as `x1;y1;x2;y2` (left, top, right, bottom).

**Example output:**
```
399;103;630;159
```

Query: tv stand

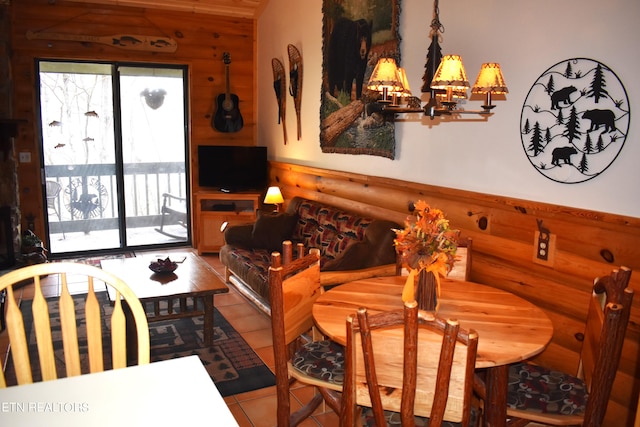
195;191;260;254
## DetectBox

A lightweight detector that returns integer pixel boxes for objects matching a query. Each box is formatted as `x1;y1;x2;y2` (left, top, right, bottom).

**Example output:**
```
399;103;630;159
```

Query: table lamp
264;186;284;212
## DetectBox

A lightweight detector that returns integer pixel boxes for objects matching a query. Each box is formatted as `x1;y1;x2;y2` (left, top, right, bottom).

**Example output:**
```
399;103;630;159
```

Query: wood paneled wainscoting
269;161;640;426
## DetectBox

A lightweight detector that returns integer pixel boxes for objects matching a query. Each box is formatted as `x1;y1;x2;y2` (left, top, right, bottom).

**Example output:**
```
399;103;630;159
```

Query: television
197;145;268;192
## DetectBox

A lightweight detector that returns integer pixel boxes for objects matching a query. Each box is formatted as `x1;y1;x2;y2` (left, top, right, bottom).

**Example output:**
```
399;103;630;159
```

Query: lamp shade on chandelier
366;0;508;121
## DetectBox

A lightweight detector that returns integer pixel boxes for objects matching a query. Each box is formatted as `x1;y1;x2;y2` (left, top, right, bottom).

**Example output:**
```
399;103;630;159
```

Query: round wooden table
312;275;554;427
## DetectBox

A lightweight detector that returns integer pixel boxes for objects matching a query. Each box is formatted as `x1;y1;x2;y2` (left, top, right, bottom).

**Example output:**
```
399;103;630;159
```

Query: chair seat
292;339;345;386
507;362;587;416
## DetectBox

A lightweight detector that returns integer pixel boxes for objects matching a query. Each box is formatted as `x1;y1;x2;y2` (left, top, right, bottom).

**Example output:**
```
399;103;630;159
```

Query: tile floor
0;249;339;427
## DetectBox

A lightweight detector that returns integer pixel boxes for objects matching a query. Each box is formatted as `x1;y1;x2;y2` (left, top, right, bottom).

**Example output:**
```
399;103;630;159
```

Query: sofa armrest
320;263;397;288
223;223;255;247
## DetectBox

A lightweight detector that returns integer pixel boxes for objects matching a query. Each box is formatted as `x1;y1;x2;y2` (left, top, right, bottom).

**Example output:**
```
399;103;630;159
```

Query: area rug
4;292;275;397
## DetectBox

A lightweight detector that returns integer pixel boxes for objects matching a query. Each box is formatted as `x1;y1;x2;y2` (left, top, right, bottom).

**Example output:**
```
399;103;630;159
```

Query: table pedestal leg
203;295;214;346
485;364;508;427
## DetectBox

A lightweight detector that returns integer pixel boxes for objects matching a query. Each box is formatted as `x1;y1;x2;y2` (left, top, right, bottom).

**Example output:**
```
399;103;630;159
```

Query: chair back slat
580;293;606;385
282;263;321;344
270;248;321;345
84;280;104;373
429;319;461;425
5;286;32;384
344;301;478;427
31;277;56;382
110;292;127;369
401;301;419;426
59;276;81;377
0;262;150;388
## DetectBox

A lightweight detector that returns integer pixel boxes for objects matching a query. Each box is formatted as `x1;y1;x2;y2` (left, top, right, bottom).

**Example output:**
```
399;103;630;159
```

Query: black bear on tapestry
520;58;630;184
320;0;400;159
327;17;372;100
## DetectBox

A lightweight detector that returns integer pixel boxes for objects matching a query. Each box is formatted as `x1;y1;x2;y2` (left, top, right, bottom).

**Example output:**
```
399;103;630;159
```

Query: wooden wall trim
270;160;640;426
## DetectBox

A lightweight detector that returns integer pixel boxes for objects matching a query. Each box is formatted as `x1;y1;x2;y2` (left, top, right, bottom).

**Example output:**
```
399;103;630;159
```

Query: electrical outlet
533;230;556;266
536;230;550;260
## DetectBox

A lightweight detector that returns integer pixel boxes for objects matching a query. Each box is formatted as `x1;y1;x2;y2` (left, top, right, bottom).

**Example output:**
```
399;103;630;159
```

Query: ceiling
63;0;270;19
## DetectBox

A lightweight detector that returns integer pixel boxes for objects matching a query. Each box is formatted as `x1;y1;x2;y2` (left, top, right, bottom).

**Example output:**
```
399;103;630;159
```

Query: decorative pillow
251;211;298;252
507;362;587;416
322;241;370;271
292;340;344;386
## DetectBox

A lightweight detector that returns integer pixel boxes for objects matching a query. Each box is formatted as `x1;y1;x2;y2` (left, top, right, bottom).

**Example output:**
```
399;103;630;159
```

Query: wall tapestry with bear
520;58;630;184
320;0;401;159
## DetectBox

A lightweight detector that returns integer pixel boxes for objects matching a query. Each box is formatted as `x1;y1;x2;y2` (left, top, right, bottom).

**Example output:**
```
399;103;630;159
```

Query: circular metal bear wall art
520;58;630;184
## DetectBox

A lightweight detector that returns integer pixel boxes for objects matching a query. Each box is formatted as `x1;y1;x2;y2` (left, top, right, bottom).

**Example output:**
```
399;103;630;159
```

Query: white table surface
0;355;239;426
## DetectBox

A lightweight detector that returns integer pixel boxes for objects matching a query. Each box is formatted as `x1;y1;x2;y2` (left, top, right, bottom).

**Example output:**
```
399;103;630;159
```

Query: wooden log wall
270;161;640;426
9;0;256;238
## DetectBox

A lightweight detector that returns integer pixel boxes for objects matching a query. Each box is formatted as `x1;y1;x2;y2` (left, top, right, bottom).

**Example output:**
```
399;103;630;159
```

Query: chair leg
289;393;323;427
318;387;342;414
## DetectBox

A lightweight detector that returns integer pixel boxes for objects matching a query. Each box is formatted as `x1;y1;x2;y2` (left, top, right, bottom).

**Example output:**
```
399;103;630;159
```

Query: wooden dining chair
506;266;634;427
0;262;150;388
268;243;343;427
341;300;480;427
447;236;472;282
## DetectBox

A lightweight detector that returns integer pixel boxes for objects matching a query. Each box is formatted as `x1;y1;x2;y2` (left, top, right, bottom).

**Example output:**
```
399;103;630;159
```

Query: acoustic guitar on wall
213;52;243;133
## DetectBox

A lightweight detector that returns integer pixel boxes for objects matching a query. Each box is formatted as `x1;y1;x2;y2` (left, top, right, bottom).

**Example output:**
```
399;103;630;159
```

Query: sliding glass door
38;60;190;256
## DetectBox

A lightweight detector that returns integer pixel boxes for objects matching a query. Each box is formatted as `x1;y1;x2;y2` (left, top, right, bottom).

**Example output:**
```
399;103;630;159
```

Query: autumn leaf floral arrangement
393;200;459;310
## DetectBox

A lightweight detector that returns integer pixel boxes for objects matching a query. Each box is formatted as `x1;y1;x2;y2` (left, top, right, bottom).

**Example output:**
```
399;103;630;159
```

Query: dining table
313;275;554;427
0;355;239;426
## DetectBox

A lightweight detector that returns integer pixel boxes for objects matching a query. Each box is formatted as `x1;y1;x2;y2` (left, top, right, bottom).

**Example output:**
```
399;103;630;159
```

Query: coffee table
100;252;228;347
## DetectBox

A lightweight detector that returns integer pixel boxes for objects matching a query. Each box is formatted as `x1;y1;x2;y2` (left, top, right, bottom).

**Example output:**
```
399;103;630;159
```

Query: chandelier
367;0;508;120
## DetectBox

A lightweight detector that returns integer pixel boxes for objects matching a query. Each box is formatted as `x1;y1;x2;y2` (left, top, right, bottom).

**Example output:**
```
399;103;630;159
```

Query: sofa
219;197;400;314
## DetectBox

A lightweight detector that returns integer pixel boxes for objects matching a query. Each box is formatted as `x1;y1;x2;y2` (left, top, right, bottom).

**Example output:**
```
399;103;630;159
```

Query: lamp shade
430;55;470;90
397;67;412;97
471;63;508;94
264;186;284;205
367;58;404;93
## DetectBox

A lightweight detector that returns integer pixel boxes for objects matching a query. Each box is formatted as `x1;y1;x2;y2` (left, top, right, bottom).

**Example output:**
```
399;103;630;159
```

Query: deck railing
44;162;187;234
